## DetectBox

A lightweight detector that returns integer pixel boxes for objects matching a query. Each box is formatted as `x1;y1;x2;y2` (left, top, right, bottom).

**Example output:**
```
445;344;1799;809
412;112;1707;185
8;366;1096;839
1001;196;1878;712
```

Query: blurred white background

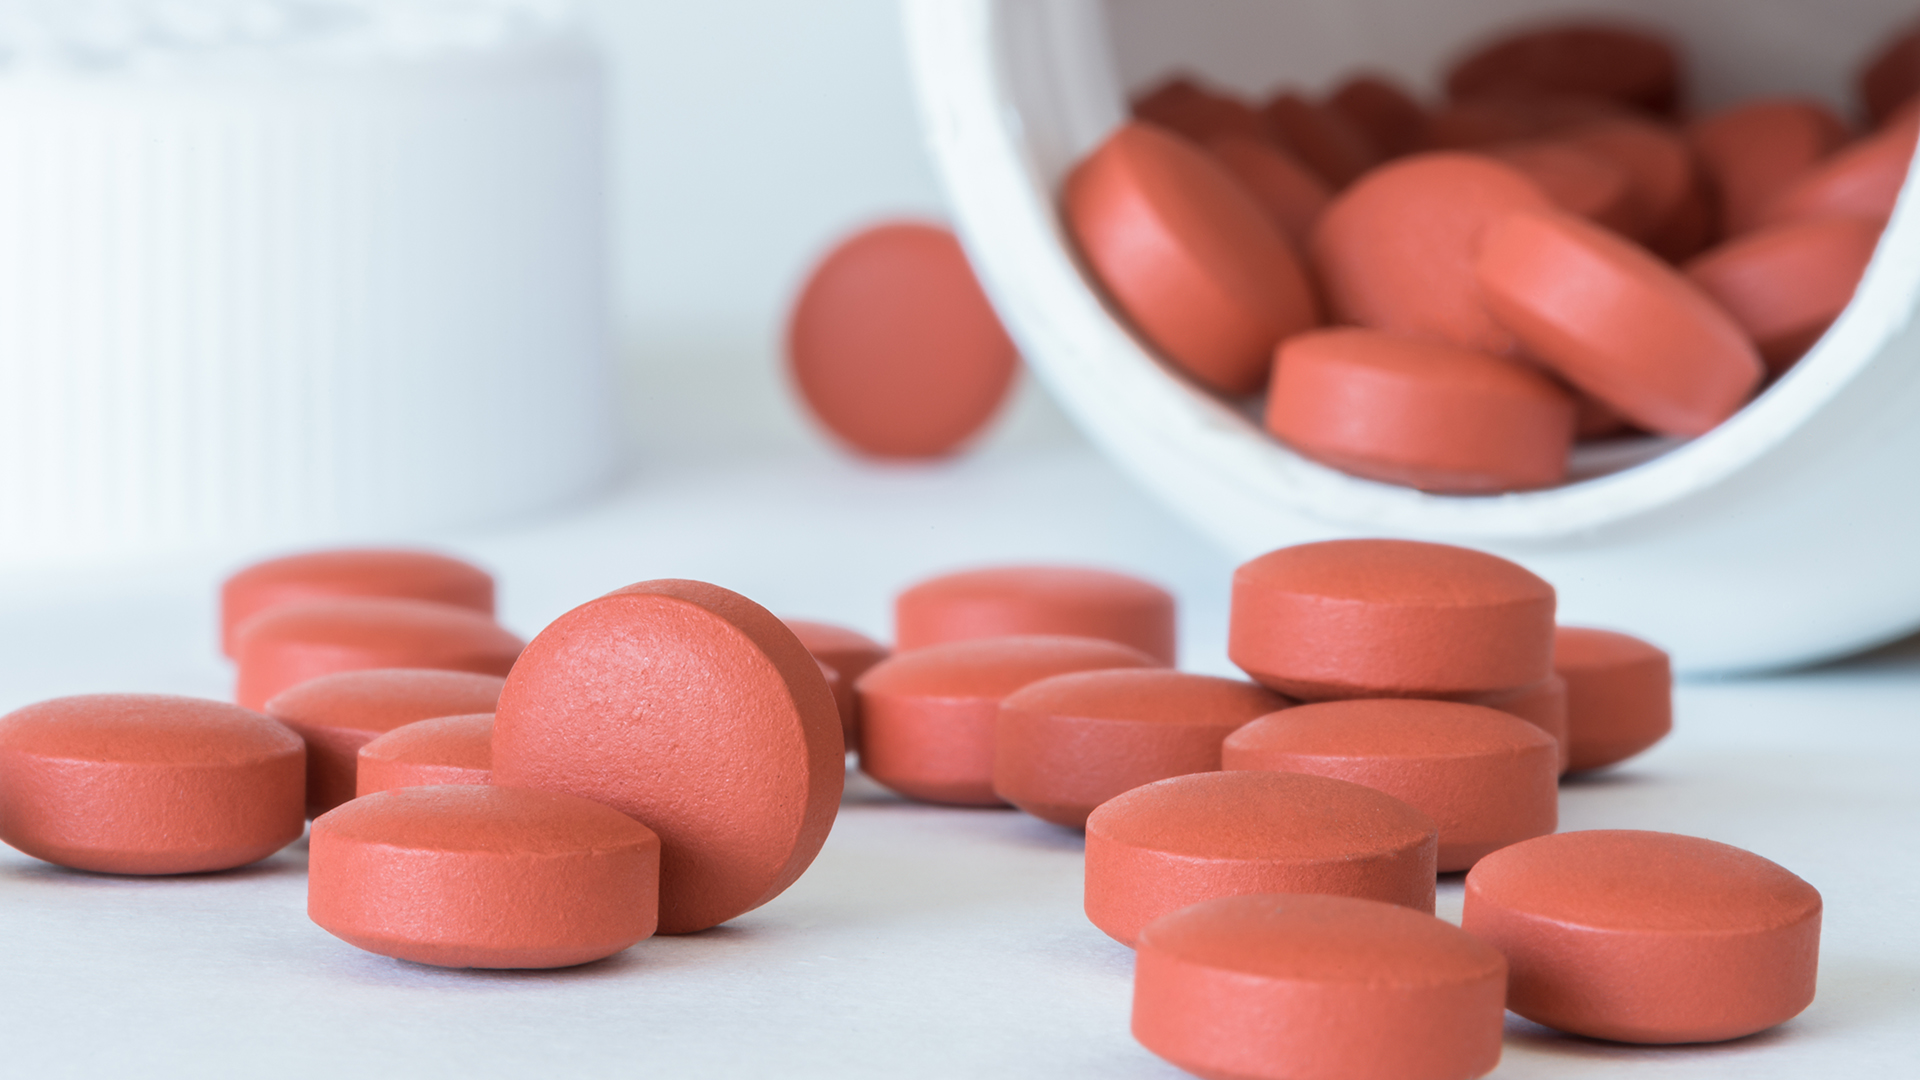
578;0;1074;461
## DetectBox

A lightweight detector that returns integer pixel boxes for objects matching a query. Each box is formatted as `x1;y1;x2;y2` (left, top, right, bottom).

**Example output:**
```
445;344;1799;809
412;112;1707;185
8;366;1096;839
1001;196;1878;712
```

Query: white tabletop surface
1;402;1915;1078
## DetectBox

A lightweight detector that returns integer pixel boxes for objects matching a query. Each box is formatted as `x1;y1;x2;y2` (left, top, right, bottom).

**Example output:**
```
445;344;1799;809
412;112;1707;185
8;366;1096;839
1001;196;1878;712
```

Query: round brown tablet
1229;539;1557;700
895;565;1176;664
492;579;844;934
1132;76;1270;145
784;618;890;746
309;784;660;969
1860;20;1920;127
1554;626;1673;772
0;694;305;875
1326;74;1429;159
1223;699;1559;871
232;598;522;712
219;548;495;659
856;635;1160;806
356;714;494;797
1445;22;1682;116
1084;770;1437;947
1310;152;1554;354
1475;209;1764;437
1066;120;1320;396
993;669;1289;828
1688;98;1851;237
1262;91;1379;189
786;221;1019;459
1264;326;1577;493
1204;134;1332;251
1134;894;1507;1080
1686;216;1881;374
265;668;506;816
1463;830;1821;1043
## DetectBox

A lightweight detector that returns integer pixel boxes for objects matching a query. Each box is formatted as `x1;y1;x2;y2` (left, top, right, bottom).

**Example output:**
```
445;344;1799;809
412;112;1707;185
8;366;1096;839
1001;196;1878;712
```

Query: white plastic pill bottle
905;0;1920;672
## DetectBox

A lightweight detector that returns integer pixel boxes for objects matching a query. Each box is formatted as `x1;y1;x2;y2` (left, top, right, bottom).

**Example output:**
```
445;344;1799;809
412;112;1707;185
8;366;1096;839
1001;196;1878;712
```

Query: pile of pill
1058;17;1920;494
0;528;1819;1078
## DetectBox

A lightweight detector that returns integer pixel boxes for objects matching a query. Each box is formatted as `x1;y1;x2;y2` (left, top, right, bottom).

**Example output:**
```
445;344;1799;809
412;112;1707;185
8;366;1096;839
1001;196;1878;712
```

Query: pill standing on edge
309;785;661;970
856;635;1160;807
993;669;1290;828
784;619;890;747
1133;894;1507;1080
219;548;495;658
1445;22;1682;116
1264;326;1577;493
1084;770;1438;947
1310;152;1553;355
1229;539;1556;701
1554;626;1673;772
492;579;844;935
1475;208;1764;437
1686;216;1882;374
232;598;522;712
356;714;494;797
786;221;1019;460
1463;830;1821;1043
264;668;505;816
1065;120;1320;396
0;695;305;875
1223;700;1559;872
895;565;1177;664
1688;99;1851;237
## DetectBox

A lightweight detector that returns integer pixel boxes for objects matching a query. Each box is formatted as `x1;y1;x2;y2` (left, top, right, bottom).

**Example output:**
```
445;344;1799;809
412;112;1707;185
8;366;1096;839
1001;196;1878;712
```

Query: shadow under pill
1558;768;1657;790
1503;1011;1797;1059
6;856;308;887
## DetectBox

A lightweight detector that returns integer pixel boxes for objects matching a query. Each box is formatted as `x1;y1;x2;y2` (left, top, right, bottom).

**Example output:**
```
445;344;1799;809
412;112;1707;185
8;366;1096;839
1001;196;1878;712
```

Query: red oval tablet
265;668;505;816
1261;91;1379;189
220;548;494;658
1561;117;1696;246
492;579;843;935
783;618;890;747
1463;830;1821;1043
1134;894;1507;1080
895;565;1176;664
1066;121;1320;396
1223;699;1558;871
1686;216;1881;374
356;714;493;797
1860;20;1920;127
1265;326;1577;493
1446;22;1681;116
787;222;1018;459
1310;152;1553;354
1492;140;1636;232
233;598;521;712
1554;626;1672;773
1085;770;1437;946
1689;99;1851;237
1204;134;1332;251
1475;209;1764;437
993;669;1289;828
856;635;1160;806
0;694;304;875
1326;74;1429;159
1229;539;1556;700
309;784;660;969
1132;76;1269;145
1452;675;1571;774
1759;111;1919;228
